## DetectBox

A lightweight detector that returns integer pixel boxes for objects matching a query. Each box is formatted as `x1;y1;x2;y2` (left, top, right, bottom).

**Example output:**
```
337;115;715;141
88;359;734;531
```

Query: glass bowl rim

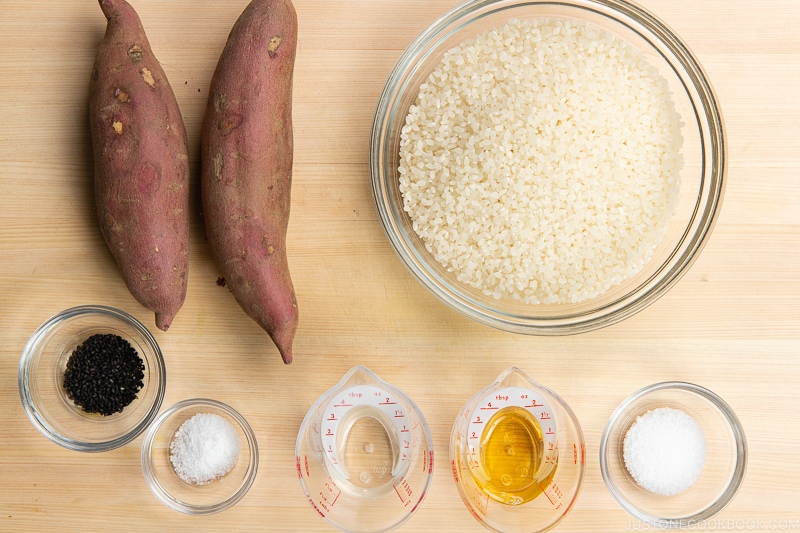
18;304;167;452
140;397;260;515
598;381;748;527
448;366;587;532
294;365;435;533
369;0;727;335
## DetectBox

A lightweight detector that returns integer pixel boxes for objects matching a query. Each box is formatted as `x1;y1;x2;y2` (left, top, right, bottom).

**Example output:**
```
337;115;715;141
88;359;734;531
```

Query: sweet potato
201;0;299;363
89;0;190;331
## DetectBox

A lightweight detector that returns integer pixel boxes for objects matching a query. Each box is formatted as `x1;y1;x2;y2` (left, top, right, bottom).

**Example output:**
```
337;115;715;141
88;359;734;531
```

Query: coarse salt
170;413;241;485
623;407;706;496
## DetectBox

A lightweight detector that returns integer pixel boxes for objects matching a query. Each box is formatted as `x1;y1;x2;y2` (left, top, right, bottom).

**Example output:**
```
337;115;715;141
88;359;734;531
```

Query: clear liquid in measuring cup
297;366;434;533
336;406;399;491
469;406;558;505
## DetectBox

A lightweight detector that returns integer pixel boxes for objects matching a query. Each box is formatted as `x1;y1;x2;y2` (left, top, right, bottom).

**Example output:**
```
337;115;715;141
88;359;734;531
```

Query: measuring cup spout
296;366;435;533
334;365;384;390
450;367;586;533
493;366;540;389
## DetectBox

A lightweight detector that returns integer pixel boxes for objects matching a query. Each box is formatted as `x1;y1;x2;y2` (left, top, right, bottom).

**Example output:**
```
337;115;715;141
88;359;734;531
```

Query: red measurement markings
304;455;310;477
573;444;578;464
470;484;490;515
469;431;479;440
525;400;543;408
403;439;410;449
539;411;551;420
480;402;500;410
393;478;413;507
394;409;405;418
318;478;342;514
545;427;555;435
311;422;319;434
308;497;326;519
295;456;302;478
451;459;460;482
325;428;334;436
327;413;337;421
400;425;409;433
539;482;564;510
472;415;484;424
379;397;397;405
334;400;353;408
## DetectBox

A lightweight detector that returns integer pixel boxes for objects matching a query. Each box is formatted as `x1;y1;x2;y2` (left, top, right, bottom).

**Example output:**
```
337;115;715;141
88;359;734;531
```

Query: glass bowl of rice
370;0;726;334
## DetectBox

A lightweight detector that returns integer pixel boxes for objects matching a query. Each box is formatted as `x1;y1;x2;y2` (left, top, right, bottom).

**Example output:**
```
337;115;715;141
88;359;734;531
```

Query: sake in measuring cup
296;366;434;533
451;367;585;533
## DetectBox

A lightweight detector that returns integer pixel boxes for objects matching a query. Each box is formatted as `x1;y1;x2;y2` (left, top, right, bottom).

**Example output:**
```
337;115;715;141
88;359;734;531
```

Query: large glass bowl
370;0;726;334
18;305;166;452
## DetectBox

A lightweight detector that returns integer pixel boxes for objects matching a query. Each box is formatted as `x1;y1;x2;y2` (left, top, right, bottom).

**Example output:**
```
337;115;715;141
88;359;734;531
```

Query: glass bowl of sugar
599;382;747;527
141;398;258;514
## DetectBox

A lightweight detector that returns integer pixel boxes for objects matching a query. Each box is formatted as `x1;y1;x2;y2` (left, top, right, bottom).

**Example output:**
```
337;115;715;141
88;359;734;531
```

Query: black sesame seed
63;333;145;416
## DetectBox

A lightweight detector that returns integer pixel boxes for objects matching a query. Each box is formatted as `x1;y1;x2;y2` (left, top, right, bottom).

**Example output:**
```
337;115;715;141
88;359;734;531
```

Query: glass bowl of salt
141;398;258;514
600;382;747;528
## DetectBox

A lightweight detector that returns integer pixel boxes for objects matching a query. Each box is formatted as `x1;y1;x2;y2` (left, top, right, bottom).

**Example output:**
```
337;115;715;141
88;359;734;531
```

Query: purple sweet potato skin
89;0;189;331
201;0;298;363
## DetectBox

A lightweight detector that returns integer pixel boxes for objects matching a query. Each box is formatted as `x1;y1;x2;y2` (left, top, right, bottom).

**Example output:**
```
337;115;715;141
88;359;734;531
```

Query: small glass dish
599;382;747;527
141;398;259;515
370;0;726;334
18;305;166;452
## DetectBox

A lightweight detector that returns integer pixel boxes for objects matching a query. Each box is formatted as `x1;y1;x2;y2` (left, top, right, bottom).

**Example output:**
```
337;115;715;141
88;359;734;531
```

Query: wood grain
1;0;799;531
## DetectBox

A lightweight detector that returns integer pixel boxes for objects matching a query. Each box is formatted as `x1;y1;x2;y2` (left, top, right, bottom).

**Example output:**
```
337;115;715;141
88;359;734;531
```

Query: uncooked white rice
398;18;683;304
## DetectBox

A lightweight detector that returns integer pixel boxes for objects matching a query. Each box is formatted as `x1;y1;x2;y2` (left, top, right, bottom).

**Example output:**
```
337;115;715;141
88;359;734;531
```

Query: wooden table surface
2;0;799;531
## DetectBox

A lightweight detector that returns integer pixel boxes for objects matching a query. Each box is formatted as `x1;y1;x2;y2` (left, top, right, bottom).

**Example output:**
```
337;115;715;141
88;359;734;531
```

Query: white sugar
623;407;706;496
170;413;241;485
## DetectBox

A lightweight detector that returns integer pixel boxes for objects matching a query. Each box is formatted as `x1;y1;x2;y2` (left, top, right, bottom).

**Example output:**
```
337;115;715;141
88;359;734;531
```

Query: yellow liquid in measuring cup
469;406;557;505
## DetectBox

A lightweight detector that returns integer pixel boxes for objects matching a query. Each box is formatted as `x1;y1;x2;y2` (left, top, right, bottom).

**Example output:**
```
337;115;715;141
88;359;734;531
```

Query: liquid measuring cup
451;367;585;533
296;366;434;533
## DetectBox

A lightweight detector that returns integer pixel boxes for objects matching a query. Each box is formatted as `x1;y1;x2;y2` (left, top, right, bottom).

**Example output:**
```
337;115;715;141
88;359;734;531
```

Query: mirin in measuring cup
469;405;558;505
451;367;585;533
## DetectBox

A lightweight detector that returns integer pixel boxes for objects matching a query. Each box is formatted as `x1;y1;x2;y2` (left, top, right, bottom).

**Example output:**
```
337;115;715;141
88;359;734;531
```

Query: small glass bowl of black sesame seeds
18;305;166;452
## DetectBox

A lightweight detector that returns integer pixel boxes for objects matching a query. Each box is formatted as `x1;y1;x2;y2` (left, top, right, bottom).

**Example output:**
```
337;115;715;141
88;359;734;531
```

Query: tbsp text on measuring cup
296;366;434;533
451;367;585;533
